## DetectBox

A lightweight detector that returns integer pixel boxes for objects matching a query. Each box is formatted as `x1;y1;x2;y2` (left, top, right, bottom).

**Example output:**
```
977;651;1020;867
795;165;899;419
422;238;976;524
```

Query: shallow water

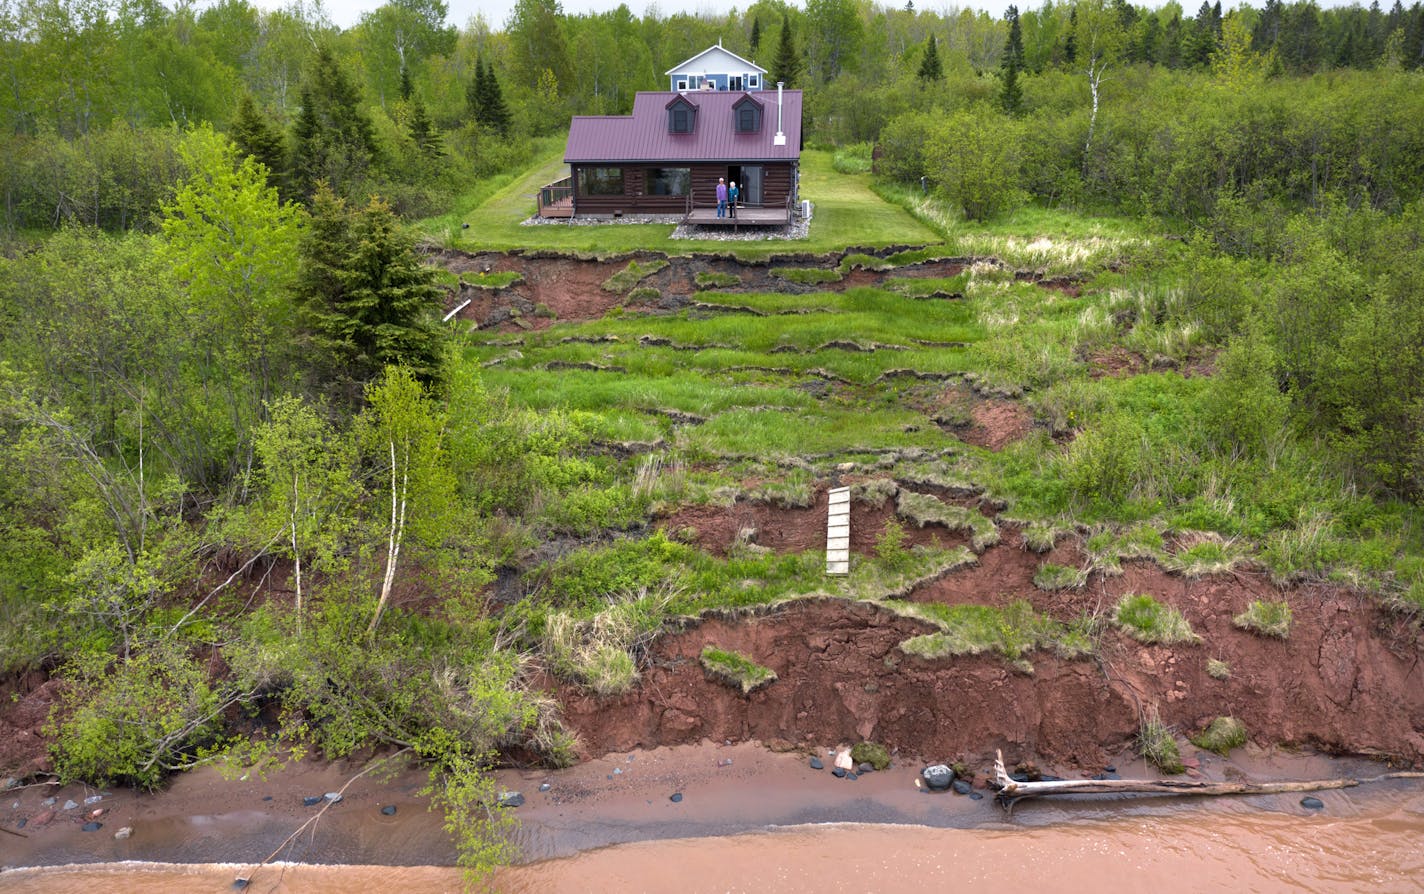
7;791;1424;894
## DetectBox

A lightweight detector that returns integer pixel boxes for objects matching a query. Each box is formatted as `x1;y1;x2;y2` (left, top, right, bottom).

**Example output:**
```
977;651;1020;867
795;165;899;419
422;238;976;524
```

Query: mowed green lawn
425;142;941;258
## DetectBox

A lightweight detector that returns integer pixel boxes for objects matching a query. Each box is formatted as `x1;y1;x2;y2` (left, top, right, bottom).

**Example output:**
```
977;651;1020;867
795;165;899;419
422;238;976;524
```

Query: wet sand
2;739;1416;877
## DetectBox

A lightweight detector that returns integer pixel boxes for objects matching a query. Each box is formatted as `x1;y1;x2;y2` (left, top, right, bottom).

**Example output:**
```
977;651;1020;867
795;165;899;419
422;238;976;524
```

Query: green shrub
1233;600;1292;638
1190;716;1248;756
700;646;777;694
875;518;913;570
850;740;891;770
1112;593;1200;645
1138;708;1184;774
626;286;661;303
48;644;226;790
831;142;874;174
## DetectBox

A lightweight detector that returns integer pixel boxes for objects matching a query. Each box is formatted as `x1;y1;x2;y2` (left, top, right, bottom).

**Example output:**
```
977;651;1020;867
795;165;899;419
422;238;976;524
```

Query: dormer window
667;97;697;133
733;96;762;133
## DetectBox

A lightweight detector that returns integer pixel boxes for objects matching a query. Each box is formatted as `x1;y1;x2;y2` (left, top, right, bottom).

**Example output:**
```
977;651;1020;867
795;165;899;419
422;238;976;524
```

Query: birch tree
359;366;454;637
253;396;357;630
1071;0;1126;170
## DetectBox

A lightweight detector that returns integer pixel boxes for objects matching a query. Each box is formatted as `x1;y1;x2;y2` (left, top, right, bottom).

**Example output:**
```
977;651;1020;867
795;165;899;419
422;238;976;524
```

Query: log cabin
541;44;803;221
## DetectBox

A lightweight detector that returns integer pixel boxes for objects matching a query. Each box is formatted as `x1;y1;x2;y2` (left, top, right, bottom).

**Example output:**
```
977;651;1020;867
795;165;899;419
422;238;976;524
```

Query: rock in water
952;779;973;795
809;757;824;770
302;796;322;807
670;793;684;803
381;805;397;816
81;821;102;832
497;791;525;808
1301;797;1325;810
969;792;984;801
922;764;955;792
846;772;858;781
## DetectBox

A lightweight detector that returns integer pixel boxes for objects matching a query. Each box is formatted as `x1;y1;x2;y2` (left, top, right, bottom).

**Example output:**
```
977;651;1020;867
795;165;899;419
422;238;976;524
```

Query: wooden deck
682;207;791;228
539;197;574;218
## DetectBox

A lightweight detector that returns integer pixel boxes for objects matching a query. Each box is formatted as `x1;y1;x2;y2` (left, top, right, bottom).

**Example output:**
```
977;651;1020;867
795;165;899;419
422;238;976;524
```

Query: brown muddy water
4;743;1423;893
5;803;1424;894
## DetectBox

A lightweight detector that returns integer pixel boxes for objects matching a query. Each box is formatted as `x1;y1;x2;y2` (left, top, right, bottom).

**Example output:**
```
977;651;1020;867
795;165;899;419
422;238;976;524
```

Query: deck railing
536;177;574;217
684;188;794;224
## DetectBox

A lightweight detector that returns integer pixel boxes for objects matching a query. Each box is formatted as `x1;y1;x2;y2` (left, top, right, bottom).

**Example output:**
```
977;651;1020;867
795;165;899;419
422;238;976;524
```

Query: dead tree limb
993;750;1424;815
234;748;411;888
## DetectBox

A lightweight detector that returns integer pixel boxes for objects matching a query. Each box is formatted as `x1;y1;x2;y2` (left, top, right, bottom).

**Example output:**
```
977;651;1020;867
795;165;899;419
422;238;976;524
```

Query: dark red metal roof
564;90;802;164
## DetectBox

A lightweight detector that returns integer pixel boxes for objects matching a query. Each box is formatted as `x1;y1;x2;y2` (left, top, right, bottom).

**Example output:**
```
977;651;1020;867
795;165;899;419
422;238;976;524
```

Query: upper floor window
668;99;696;133
734;100;761;133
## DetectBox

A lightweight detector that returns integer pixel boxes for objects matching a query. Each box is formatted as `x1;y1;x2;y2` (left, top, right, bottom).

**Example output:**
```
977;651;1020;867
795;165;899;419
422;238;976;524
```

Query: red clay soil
0;669;62;778
559;536;1424;771
963;399;1035;450
659;490;968;557
1087;346;1217;380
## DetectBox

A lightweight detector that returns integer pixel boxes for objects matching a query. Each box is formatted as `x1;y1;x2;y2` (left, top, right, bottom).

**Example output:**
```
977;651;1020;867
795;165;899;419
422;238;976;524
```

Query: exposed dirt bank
556;543;1424;771
431;248;996;331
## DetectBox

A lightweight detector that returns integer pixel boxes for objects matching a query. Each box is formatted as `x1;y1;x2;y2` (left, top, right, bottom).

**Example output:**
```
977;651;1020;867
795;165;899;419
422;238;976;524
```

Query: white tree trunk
369;438;408;636
1084;57;1106;168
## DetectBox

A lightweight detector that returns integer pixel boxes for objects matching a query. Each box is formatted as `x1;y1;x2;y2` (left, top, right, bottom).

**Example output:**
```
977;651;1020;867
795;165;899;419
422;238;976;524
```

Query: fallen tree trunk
992;750;1424;814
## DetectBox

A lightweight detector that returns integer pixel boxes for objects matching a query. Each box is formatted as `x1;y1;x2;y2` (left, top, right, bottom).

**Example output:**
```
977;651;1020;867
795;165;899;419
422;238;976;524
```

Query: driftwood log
992;750;1424;815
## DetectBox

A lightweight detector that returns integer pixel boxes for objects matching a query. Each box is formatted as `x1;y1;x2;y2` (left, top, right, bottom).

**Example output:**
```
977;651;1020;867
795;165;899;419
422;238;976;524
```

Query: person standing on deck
716;178;728;218
729;181;739;218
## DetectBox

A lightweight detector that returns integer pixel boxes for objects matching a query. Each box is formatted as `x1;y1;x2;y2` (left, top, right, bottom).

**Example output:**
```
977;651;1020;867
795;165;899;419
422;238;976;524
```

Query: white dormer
666;43;768;92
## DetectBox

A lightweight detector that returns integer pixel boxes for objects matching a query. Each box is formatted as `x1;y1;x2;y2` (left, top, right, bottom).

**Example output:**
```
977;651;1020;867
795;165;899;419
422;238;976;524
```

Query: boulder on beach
497;791;525;808
922;764;955;791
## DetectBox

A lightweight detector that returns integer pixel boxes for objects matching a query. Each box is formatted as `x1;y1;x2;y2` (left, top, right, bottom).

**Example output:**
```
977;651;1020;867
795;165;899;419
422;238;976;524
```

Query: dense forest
2;0;1423;880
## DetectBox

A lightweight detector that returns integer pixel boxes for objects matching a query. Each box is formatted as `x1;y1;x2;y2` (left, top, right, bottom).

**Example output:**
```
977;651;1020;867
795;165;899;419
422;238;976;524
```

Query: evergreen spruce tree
482;59;512;135
917;35;944;80
407;96;441;157
1064;7;1079;64
290;45;381;201
1000;5;1025;113
399;65;414;102
772;15;803;86
466;56;488;122
750;16;762;54
231;92;287;191
296;185;443;400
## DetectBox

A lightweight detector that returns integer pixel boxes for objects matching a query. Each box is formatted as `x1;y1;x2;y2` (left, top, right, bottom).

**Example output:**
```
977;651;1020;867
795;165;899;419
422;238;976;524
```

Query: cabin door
741;166;764;205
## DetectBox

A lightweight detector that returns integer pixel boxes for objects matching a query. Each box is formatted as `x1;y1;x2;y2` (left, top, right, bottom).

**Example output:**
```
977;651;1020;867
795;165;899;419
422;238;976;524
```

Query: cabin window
676;78;688;91
645;168;691;197
730;75;743;91
669;105;695;133
748;74;760;88
579;167;624;196
735;104;761;133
